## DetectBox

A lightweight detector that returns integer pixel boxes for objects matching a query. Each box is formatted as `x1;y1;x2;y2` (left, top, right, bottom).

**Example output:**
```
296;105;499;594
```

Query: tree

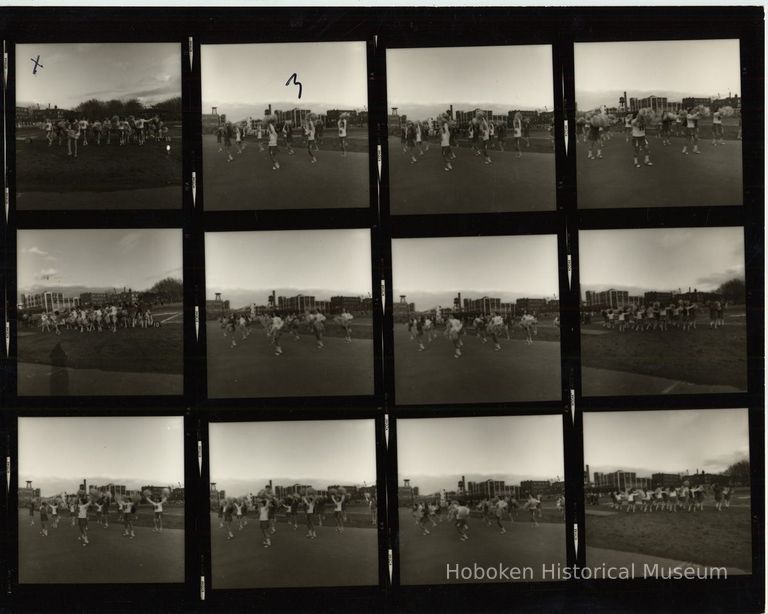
724;459;750;486
716;278;746;304
148;277;183;302
75;98;106;120
151;96;182;122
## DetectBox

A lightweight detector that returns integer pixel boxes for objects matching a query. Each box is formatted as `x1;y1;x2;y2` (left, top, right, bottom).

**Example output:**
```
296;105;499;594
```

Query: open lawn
576;133;742;209
585;493;752;572
210;511;378;589
580;311;747;396
18;507;185;584
16;125;182;210
388;135;556;215
393;323;561;405
202;131;369;210
206;319;374;398
397;507;566;585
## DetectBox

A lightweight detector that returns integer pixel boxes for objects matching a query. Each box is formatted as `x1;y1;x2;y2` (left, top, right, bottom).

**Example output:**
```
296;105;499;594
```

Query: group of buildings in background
208;480;376;509
19;287;163;314
583;288;723;312
387;104;555;133
202;104;367;133
582;465;734;492
582;91;741;117
393;293;559;323
18;479;184;506
397;475;564;506
206;291;373;319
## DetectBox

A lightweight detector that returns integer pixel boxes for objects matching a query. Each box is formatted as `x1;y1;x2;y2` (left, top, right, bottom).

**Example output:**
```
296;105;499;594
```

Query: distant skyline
19;417;184;497
579;227;744;295
393;235;559;311
17;43;181;109
202;42;367;122
209;420;377;495
205;230;372;308
575;39;741;110
18;229;183;298
584;409;749;477
387;45;554;119
397;415;563;493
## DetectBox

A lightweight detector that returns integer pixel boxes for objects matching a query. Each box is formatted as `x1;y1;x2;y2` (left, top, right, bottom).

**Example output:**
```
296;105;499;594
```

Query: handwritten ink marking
30;55;43;74
285;73;302;99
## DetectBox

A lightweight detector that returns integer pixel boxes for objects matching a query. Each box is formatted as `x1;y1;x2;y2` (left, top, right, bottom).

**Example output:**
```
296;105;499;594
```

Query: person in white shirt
267;117;280;170
489;313;505;352
447;316;463;358
339;309;354;343
270;314;284;356
331;490;346;534
477;112;492;165
76;495;92;545
630;110;653;168
145;491;168;533
302;493;318;539
257;498;272;548
310;310;326;349
338;113;348;156
513;111;523;158
440;115;453;172
682;108;701;155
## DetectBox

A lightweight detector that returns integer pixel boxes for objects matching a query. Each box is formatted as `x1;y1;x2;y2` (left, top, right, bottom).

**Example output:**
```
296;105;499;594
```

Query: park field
586;491;752;573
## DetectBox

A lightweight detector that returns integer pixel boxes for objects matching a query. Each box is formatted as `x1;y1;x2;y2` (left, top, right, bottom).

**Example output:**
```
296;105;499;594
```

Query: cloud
23;246;48;257
694;267;745;289
34;268;59;281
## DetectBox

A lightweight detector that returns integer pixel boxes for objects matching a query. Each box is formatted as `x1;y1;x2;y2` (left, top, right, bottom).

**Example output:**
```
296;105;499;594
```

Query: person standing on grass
513;112;524;158
145;491;168;533
331;490;346;534
223;498;235;540
257;497;272;548
440;114;453;172
303;493;318;539
67;119;80;158
338;113;349;157
76;494;92;546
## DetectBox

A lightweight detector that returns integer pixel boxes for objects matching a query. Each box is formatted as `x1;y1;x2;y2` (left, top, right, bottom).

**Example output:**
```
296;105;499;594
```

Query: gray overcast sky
209;419;377;494
17;43;181;109
205;229;372;303
387;45;553;118
584;409;749;476
392;235;559;311
579;227;744;294
575;39;741;109
397;415;564;493
19;417;184;496
201;41;367;116
18;229;182;296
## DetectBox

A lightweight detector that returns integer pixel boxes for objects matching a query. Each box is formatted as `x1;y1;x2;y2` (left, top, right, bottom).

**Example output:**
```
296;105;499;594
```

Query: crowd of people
406;311;554;358
216;487;377;548
40;115;173;158
580;104;740;169
585;299;728;333
26;487;172;545
585;482;735;513
24;303;159;335
219;308;356;355
214;112;354;168
398;111;555;172
411;493;563;540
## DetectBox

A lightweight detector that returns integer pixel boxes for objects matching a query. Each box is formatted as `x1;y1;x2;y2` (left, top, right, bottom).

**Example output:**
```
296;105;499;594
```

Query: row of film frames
0;6;764;613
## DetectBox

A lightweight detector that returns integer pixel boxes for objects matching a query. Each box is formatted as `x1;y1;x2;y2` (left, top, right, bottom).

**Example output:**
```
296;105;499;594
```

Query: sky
209;419;377;495
205;229;372;308
16;43;181;109
201;41;368;122
18;229;183;297
584;409;749;477
392;235;560;311
397;415;564;494
579;227;744;295
575;39;741;109
386;45;554;119
19;416;185;496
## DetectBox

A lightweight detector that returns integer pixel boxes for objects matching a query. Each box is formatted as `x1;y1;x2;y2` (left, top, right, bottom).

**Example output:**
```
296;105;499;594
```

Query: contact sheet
0;6;763;613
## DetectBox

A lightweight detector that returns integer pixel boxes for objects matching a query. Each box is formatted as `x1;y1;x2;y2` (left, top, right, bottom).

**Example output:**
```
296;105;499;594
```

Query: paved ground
207;326;375;398
576;136;742;208
210;513;379;589
202;134;369;210
393;327;561;405
18;509;184;584
398;508;566;585
388;137;556;215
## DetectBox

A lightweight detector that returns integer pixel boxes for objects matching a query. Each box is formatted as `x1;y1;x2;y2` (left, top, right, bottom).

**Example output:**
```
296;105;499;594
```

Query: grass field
206;319;375;398
18;507;185;584
585;492;752;572
398;507;566;585
576;133;742;209
393;322;561;405
202;131;369;211
16;125;182;210
210;511;379;589
388;134;556;215
580;310;747;395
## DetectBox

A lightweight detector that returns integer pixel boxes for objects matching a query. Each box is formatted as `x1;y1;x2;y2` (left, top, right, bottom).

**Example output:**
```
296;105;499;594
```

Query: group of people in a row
216;113;352;168
28;304;157;335
590;300;727;333
220;309;355;354
27;488;170;545
41;115;172;158
217;487;375;548
586;483;734;513
407;311;550;358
